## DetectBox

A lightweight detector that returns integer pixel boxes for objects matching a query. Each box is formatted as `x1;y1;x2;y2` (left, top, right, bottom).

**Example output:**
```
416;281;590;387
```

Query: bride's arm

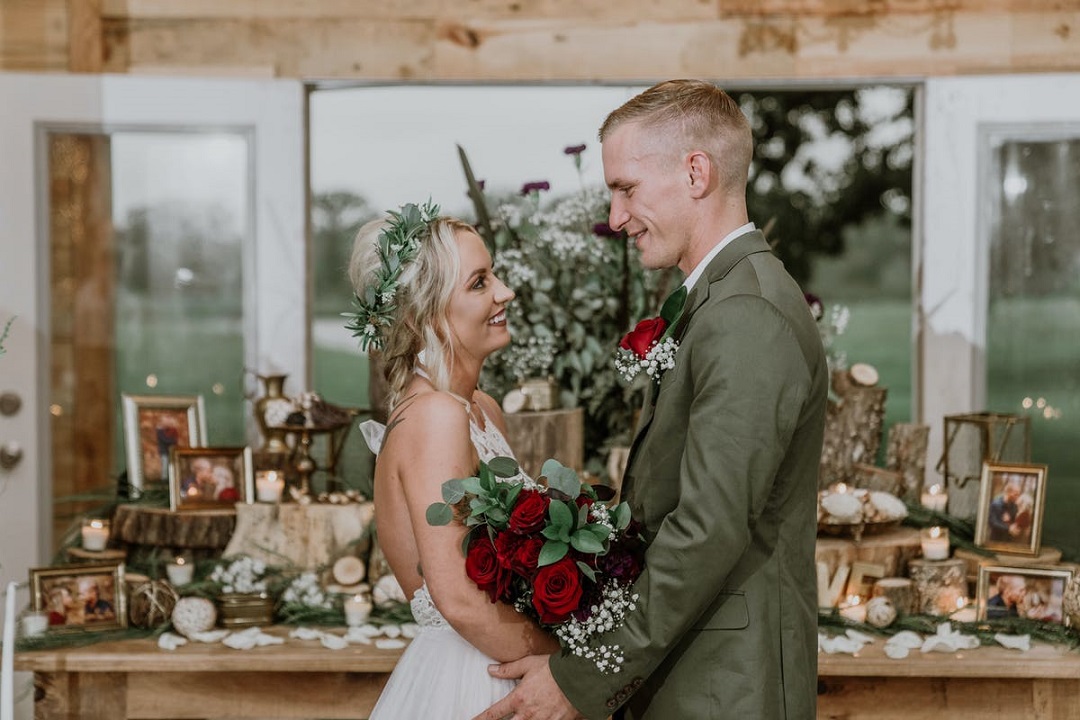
389;392;558;662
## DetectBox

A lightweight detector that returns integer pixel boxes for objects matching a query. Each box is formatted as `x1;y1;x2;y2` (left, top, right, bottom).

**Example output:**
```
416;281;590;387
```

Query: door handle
0;442;22;470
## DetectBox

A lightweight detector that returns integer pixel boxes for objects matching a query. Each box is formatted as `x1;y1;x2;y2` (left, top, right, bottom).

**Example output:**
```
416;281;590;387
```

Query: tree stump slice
503;408;583;479
223;502;374;570
112;504;236;550
815;526;922;581
819;370;888;489
66;547;128;565
885;422;930;503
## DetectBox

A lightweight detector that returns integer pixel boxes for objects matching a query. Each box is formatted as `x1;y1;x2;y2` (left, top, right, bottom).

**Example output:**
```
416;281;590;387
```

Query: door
921;74;1080;556
0;73;305;590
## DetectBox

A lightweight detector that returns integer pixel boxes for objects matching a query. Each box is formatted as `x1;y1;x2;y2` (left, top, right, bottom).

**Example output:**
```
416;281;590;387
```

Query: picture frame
973;461;1048;556
977;564;1073;625
122;393;207;490
169;446;254;511
30;562;127;633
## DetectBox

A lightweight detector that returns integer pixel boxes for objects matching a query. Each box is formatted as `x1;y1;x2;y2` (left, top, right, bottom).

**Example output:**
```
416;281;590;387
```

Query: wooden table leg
36;672;128;720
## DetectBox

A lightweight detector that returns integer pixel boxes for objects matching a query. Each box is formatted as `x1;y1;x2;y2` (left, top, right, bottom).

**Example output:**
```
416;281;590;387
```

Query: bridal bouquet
427;457;644;674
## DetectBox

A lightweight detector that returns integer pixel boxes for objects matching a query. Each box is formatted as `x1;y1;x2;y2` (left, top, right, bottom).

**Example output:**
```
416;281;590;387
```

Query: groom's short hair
598;79;752;190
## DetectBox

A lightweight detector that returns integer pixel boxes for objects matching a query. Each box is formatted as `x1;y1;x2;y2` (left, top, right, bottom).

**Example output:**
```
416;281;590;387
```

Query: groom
475;80;828;719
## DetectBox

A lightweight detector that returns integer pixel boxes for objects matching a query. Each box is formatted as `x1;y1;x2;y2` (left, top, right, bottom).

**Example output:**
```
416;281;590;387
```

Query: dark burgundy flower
494;530;524;569
563;144;587;156
592;223;622;238
598;547;643;583
508;536;544;578
520;181;551;195
804;292;824;321
465;536;510;603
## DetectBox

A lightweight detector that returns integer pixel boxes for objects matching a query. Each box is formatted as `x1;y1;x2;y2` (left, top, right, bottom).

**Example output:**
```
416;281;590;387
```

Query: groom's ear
686;150;711;199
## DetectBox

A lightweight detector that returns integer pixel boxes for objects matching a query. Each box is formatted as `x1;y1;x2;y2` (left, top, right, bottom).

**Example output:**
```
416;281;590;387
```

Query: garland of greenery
901;501;996;558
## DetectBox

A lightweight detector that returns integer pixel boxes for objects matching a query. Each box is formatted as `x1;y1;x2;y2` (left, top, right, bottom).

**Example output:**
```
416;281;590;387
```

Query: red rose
531;556;584;624
508;536;544;578
509;490;549;535
465;536;508;603
619;317;667;359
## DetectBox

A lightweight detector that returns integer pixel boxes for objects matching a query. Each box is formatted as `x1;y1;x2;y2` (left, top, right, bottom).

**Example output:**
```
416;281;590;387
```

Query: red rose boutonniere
614;286;688;383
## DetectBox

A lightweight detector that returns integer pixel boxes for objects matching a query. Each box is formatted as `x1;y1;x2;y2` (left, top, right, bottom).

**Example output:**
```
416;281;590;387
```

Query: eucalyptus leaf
548;499;574;529
570;531;605;555
542;525;565;541
576;561;598;583
538;541;569;566
442;479;466;504
461;476;485;496
488;456;521;478
426;503;452;527
548;467;581;498
613;502;631;530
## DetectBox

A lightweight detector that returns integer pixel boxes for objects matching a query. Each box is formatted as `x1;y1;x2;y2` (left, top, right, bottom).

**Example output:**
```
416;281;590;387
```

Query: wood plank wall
0;0;1078;80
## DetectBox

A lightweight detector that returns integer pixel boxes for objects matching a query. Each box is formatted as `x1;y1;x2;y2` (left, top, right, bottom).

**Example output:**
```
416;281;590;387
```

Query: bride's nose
493;275;515;305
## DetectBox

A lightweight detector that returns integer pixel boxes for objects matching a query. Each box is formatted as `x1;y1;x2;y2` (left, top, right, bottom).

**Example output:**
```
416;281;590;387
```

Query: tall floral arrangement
460;146;676;475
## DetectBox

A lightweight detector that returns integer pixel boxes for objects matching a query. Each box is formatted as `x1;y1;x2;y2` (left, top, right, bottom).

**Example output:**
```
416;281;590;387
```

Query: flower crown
344;200;441;351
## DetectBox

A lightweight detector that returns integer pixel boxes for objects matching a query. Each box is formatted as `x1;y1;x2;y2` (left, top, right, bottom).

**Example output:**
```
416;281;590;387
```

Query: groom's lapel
625;230;772;455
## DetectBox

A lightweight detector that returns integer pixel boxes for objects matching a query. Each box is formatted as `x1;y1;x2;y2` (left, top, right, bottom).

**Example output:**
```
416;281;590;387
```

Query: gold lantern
937;412;1030;519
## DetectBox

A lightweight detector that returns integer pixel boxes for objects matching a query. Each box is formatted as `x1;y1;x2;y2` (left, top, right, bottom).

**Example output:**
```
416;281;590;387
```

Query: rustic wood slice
224;502;374;570
333;555;367;586
908;558;969;615
815;526;922;581
66;547;128;565
503;408;584;479
849;362;880;387
872;577;916;615
884;422;930;503
819;371;888;490
112;504;236;550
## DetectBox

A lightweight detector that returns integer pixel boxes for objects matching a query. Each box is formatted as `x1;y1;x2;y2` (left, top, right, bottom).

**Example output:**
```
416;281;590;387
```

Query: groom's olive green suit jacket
550;231;828;719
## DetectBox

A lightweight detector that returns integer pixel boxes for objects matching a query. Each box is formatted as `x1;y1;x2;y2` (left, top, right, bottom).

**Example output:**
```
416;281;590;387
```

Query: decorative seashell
821;492;863;523
869;491;908;521
171;597;217;638
884;642;910;659
375;638;406;650
865;597;897;628
382;624;402;639
373;574;407;608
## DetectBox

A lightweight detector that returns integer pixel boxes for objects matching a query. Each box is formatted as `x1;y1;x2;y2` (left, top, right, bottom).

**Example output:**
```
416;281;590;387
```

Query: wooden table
13;626;403;719
817;639;1080;719
15;630;1080;719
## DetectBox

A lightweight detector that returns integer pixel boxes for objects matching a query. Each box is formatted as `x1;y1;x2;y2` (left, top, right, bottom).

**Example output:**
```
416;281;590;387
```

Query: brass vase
254;373;292;455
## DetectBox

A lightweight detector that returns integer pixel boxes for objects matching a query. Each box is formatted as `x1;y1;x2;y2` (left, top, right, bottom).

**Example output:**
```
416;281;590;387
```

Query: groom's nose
609;196;630;232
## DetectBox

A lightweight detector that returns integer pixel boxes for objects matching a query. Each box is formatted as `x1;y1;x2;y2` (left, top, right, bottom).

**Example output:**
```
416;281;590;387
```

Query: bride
347;203;559;719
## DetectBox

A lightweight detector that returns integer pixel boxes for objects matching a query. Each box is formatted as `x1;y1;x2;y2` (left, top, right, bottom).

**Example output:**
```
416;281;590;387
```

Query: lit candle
166;557;194;586
81;519;110;551
255;471;285;503
921;484;948;512
839;594;867;623
920;526;951;560
344;592;373;627
950;596;976;622
2;581;17;720
20;611;48;638
831;482;849;495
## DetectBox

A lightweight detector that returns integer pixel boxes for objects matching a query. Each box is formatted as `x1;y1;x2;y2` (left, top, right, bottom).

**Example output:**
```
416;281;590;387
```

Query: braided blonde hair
348;214;476;412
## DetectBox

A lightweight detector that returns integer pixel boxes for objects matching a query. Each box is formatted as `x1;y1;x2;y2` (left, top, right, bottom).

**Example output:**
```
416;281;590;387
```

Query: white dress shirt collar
681;222;756;292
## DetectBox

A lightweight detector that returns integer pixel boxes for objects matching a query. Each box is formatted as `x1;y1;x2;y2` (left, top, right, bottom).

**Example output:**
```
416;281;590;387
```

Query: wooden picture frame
169;446;253;511
31;562;127;633
974;461;1048;556
977;564;1073;625
122;393;207;490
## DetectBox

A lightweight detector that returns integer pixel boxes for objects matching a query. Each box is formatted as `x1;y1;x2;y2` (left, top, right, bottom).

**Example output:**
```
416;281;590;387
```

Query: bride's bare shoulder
382;388;469;450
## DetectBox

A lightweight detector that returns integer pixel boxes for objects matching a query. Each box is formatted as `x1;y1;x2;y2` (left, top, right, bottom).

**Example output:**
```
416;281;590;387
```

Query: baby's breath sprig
344;201;441;351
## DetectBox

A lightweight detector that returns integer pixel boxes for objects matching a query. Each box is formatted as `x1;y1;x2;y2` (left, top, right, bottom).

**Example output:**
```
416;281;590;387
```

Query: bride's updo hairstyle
348;213;477;412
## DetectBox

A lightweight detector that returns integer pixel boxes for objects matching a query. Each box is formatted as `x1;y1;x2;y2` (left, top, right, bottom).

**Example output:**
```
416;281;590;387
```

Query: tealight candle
920;526;950;560
344;592;373;627
255;470;285;503
838;595;867;623
81;519;110;551
921;483;948;512
20;611;48;638
166;557;194;586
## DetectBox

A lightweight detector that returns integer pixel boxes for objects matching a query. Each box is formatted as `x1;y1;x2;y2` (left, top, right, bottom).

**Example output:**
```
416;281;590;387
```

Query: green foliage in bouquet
458;146;678;475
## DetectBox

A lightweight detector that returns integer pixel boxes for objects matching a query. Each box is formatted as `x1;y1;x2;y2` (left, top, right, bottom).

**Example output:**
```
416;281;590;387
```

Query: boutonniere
613;286;688;384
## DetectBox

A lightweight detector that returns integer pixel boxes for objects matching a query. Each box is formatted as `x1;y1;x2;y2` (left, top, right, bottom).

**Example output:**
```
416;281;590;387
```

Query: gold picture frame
122;393;207;489
169;446;254;511
30;562;127;633
977;564;1073;625
973;461;1048;556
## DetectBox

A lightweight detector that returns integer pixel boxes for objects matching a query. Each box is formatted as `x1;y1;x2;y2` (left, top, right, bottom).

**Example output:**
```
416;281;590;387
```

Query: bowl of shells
818;484;908;541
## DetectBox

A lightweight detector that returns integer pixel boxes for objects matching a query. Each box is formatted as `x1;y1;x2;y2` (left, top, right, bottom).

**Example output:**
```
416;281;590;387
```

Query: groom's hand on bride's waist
472;654;583;720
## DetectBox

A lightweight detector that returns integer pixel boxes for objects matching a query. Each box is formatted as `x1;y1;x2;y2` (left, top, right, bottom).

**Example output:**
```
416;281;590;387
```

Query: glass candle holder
255;470;285;503
920;526;951;560
166;556;195;586
920;483;948;512
80;518;110;551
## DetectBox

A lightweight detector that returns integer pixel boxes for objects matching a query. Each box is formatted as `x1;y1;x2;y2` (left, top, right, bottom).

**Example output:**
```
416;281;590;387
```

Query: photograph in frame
973;461;1048;556
977;564;1073;625
30;562;127;633
169;446;254;511
122;393;207;489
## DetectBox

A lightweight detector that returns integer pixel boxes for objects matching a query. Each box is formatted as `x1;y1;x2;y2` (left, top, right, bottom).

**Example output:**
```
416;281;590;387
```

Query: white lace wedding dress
362;404;523;720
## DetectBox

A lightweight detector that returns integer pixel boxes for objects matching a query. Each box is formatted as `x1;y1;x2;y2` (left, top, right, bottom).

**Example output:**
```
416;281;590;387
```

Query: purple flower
563;144;587;156
477;179;486;190
593;223;622;238
804;292;824;322
520;181;550;195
